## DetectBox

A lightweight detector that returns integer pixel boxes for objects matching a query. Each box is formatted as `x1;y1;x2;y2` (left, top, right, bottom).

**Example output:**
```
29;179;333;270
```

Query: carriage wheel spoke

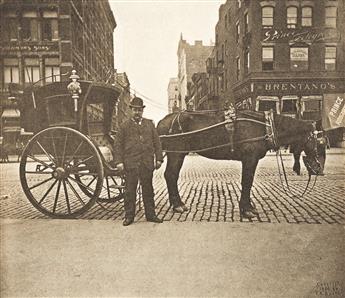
38;179;58;205
61;133;68;166
68;175;97;194
53;180;62;213
65;141;85;165
29;176;54;190
51;132;59;166
25;171;53;175
65;178;85;206
27;154;55;170
36;140;57;165
86;175;97;187
106;177;111;199
62;180;71;214
73;155;95;167
74;172;99;177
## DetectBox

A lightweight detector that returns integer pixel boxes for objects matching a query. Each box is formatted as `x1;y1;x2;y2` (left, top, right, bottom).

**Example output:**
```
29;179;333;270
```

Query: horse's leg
164;152;188;213
240;157;259;219
292;151;301;175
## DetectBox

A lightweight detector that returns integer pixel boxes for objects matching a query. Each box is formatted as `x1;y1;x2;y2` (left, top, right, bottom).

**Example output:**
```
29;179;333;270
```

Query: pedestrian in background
113;97;164;226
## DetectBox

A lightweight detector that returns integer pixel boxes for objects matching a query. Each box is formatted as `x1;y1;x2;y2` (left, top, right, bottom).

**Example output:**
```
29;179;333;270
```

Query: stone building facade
167;77;179;113
177;36;214;110
0;0;117;150
211;0;345;145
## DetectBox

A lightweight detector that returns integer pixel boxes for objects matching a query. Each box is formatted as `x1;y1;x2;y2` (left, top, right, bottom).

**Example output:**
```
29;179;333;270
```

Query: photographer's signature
310;281;343;297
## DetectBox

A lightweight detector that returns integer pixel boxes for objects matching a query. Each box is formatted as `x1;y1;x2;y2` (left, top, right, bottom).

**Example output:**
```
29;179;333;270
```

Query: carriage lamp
67;70;82;112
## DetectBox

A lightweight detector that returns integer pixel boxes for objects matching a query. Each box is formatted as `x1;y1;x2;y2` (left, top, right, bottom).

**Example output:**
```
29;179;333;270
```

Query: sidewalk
1;219;344;297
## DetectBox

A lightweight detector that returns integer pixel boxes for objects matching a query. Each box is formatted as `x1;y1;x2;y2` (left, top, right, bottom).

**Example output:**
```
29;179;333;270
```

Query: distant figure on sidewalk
113;97;164;226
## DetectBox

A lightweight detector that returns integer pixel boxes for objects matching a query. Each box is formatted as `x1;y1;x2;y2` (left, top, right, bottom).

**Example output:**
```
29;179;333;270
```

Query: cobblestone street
1;152;344;224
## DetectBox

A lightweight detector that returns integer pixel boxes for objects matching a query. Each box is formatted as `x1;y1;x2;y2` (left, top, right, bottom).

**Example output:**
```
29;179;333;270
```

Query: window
2;12;18;41
45;57;60;82
42;11;59;41
24;58;40;84
236;57;240;80
262;47;274;70
287;6;298;28
290;47;309;70
325;7;337;28
281;97;298;114
257;98;279;113
244;49;250;74
262;7;274;27
244;12;249;33
325;46;336;70
22;11;39;41
3;58;19;85
302;7;313;27
236;22;240;43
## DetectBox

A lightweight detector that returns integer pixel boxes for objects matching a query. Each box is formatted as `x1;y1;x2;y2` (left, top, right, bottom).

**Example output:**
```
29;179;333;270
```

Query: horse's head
302;128;326;176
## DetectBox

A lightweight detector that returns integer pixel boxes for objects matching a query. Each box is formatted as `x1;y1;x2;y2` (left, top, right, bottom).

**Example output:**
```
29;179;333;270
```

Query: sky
109;0;224;122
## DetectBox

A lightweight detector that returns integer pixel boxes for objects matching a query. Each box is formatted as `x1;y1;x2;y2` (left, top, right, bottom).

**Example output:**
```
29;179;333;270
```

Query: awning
1;108;20;118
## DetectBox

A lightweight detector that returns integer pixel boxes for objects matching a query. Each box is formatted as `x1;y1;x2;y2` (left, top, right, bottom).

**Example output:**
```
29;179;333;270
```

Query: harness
161;110;275;153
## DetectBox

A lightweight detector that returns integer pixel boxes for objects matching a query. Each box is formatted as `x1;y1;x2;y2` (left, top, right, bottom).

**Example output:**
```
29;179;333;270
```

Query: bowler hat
129;97;145;108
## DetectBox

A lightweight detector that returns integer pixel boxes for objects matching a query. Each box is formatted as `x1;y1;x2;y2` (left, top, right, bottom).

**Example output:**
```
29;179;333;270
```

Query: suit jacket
113;117;163;170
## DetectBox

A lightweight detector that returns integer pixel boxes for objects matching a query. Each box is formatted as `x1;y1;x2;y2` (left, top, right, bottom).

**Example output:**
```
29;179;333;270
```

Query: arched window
262;6;274;27
302;7;313;27
287;6;298;28
325;7;337;28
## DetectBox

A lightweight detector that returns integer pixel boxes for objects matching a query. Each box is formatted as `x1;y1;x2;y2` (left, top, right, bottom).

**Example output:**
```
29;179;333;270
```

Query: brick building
210;0;345;145
167;77;179;113
0;0;117;150
177;35;214;110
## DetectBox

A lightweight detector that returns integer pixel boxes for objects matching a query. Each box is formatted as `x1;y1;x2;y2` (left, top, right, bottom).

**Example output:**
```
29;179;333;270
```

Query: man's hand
116;163;124;172
155;161;162;170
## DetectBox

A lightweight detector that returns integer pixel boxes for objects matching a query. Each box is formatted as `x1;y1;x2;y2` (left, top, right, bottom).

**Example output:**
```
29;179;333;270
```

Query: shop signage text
262;29;339;43
262;82;336;92
0;44;59;53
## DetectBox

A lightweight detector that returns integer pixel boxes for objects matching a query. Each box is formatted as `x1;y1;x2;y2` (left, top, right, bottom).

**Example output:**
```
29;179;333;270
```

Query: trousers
124;164;156;220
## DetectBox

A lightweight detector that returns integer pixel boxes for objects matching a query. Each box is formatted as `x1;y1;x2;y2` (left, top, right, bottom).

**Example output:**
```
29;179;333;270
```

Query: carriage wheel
20;127;104;218
74;173;125;203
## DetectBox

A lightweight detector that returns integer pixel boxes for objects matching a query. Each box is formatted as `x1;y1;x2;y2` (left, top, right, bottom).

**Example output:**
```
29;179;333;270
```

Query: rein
275;149;318;198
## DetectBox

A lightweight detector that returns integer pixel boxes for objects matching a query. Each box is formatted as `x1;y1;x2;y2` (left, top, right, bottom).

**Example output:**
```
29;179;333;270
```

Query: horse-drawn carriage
19;71;125;218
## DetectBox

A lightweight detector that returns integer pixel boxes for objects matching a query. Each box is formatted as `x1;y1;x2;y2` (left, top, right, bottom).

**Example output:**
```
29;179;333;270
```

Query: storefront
233;78;345;146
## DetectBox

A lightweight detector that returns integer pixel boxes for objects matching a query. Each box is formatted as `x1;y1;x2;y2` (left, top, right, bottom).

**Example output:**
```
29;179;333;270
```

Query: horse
290;119;328;175
157;110;325;219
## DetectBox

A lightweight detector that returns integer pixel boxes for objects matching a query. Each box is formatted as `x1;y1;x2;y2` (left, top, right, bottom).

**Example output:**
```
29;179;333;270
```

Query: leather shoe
123;218;134;226
147;216;163;223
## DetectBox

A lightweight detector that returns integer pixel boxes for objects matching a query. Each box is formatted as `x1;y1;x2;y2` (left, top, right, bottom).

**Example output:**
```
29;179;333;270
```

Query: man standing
114;97;164;226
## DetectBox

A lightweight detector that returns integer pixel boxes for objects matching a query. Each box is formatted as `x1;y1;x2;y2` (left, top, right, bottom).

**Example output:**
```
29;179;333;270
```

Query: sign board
322;93;345;130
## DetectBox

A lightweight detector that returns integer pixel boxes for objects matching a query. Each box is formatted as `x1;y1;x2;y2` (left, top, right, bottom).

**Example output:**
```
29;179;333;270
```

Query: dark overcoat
113;118;163;170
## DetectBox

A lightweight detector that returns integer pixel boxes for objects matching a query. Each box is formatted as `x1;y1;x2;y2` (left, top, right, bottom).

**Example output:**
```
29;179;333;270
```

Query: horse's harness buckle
264;110;279;150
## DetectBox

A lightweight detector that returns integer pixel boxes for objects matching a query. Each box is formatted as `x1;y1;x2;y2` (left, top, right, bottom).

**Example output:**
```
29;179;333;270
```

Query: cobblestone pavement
1;153;344;223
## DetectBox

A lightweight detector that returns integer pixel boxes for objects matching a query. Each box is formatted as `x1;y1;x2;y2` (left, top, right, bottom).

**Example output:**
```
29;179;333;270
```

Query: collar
132;118;142;125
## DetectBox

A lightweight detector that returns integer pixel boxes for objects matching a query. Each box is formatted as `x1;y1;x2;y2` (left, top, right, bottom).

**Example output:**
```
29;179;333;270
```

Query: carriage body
19;79;126;218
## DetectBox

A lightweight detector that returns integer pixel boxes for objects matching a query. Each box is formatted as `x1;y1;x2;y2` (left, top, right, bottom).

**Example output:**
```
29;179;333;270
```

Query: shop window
256;98;279;113
22;11;39;41
262;47;274;71
325;47;336;70
281;97;298;114
290;47;308;70
325;7;337;28
301;96;322;120
287;6;298;28
45;57;60;82
302;7;313;27
262;6;274;28
42;11;59;41
3;58;20;86
24;58;40;84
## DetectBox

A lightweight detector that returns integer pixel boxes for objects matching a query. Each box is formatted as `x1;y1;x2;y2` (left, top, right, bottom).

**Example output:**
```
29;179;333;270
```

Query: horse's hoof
181;204;189;211
173;206;184;213
240;209;257;219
